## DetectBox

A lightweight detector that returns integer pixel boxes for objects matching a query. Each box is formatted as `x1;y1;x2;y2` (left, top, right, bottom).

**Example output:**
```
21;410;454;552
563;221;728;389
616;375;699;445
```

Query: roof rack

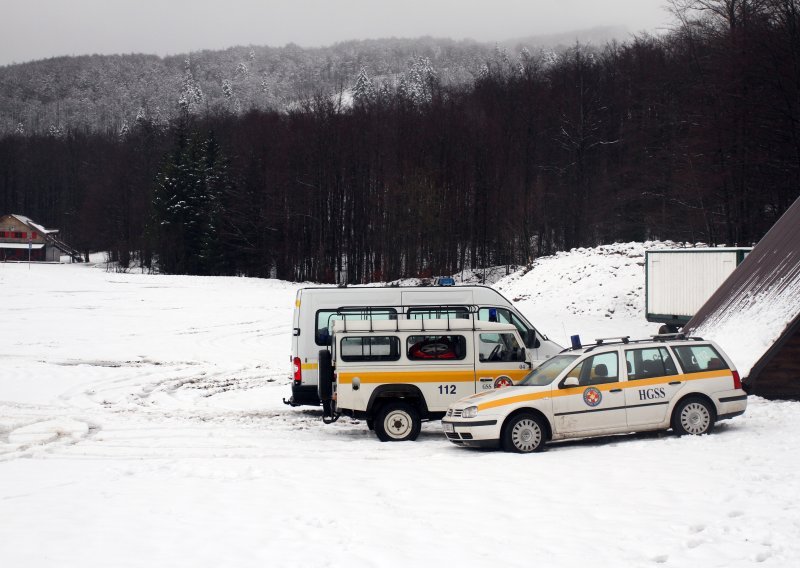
582;336;630;353
651;333;704;342
560;333;706;354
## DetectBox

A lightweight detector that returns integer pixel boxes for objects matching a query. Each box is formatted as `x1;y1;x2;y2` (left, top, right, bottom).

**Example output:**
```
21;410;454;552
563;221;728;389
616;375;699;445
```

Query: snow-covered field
2;245;799;568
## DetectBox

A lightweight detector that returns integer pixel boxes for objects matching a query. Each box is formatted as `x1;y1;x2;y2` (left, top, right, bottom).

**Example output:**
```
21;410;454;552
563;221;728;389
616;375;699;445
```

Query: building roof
684;197;800;377
2;214;59;234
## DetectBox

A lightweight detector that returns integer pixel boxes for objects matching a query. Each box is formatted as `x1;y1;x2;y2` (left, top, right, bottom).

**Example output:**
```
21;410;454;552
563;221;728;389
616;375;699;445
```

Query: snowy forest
1;0;800;282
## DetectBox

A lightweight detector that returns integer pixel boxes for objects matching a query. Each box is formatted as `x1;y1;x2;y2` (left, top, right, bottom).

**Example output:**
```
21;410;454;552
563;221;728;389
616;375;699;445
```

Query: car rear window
672;345;729;373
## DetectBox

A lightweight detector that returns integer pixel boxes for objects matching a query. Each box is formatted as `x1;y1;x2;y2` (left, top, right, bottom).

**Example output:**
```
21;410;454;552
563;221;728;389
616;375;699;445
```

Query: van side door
474;330;530;390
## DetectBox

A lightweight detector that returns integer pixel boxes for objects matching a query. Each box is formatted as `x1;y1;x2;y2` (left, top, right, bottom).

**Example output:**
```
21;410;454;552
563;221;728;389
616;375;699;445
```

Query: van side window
625;347;679;380
479;333;525;362
407;307;469;320
315;308;397;346
340;336;401;362
672;345;729;373
478;307;533;347
407;335;467;361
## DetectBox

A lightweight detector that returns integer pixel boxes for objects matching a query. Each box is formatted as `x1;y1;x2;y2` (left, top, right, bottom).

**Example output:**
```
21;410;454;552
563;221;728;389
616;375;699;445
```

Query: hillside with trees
1;1;798;283
0;28;629;137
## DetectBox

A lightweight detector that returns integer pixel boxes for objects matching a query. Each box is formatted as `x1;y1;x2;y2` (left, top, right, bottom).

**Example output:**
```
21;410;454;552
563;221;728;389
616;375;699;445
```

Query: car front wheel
502;413;546;453
672;397;715;436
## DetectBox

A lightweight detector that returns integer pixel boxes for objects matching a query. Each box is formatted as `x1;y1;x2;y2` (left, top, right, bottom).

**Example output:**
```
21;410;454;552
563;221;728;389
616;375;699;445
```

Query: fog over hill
0;26;629;136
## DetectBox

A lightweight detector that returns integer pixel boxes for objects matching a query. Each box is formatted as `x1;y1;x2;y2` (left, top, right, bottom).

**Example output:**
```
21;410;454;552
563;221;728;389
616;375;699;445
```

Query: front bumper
441;418;502;448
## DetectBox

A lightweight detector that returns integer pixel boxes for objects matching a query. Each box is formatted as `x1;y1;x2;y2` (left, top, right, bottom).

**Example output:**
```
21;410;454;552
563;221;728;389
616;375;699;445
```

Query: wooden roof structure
684;197;800;399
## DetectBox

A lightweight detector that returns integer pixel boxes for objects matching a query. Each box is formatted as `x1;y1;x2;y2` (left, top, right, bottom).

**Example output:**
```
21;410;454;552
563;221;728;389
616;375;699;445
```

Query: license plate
443;422;454;433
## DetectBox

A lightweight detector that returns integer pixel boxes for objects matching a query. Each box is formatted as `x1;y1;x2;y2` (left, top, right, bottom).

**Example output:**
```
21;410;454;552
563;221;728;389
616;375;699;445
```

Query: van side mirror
525;332;541;349
561;376;579;388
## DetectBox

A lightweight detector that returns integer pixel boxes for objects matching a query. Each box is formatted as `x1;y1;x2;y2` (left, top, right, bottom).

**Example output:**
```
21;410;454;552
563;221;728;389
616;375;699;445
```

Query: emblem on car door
583;387;602;407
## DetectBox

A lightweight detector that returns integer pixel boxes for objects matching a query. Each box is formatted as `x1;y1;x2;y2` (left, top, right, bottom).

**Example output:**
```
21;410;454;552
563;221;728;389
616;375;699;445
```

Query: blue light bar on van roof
436;277;456;286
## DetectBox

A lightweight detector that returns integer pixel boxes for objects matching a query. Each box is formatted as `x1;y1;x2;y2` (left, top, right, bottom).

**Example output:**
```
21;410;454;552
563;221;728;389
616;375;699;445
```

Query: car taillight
732;370;742;389
293;357;302;385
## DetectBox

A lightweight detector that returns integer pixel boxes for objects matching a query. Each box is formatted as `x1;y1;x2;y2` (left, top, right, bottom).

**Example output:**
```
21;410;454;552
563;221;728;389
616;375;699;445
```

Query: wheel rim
384;410;413;440
680;402;711;434
511;418;542;452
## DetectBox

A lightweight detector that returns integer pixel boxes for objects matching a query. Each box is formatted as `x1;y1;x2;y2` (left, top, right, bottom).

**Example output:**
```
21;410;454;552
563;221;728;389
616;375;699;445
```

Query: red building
0;214;81;262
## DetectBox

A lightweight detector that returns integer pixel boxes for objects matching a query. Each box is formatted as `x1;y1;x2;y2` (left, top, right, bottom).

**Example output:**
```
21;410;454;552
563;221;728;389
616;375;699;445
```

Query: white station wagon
442;336;748;453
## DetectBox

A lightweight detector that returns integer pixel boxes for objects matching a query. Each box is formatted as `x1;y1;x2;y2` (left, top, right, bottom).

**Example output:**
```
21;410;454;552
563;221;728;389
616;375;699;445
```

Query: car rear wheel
502;413;546;453
374;402;421;442
672;397;715;436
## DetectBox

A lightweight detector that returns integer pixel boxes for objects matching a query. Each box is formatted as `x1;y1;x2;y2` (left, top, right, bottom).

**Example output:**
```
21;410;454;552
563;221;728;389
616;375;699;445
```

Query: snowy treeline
0;31;627;138
1;2;799;282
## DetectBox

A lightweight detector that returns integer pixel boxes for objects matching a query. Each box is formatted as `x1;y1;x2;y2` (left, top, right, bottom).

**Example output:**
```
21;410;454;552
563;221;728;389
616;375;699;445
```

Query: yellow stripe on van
338;369;528;385
477;369;733;411
295;299;301;308
301;363;318;371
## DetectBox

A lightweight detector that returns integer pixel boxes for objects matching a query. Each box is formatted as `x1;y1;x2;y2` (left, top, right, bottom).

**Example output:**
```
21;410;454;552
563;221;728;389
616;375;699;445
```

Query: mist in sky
2;0;672;66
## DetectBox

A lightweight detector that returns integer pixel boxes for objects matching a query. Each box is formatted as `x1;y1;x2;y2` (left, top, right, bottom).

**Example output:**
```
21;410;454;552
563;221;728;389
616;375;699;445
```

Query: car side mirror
561;376;579;388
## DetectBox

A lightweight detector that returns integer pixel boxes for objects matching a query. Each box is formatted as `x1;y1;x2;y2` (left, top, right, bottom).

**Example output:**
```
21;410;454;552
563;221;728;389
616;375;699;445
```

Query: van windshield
519;355;579;386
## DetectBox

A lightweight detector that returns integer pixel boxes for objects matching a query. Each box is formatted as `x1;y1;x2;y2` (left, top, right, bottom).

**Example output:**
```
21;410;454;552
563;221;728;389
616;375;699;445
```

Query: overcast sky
2;0;673;66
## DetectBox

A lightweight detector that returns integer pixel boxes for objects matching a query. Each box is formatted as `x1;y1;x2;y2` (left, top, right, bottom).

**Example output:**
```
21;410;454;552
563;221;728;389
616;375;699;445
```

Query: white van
321;318;532;441
285;285;562;406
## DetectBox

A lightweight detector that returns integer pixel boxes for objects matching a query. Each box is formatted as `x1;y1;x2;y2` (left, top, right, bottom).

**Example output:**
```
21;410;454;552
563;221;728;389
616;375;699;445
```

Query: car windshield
519;355;579;386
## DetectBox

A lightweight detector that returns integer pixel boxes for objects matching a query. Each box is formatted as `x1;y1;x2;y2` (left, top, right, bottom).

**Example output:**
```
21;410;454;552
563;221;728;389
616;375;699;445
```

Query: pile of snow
495;241;673;344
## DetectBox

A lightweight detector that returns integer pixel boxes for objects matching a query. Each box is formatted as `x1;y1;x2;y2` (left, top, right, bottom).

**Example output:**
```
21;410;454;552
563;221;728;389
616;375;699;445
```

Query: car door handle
610;388;622;393
669;381;682;385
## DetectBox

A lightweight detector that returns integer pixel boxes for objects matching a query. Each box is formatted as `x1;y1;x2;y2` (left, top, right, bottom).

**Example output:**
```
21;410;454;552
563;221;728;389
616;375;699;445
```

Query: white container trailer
646;248;750;331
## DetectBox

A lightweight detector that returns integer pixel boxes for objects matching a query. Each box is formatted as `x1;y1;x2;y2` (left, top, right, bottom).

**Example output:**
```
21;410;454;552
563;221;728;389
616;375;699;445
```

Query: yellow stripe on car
477;370;732;411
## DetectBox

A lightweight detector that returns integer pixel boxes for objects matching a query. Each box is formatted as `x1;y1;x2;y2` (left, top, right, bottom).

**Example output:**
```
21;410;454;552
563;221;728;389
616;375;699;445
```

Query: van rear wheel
374;402;421;442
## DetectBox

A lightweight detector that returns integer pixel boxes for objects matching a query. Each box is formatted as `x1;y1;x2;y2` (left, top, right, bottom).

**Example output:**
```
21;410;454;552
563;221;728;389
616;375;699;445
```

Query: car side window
625;347;679;380
672;345;729;373
570;352;619;386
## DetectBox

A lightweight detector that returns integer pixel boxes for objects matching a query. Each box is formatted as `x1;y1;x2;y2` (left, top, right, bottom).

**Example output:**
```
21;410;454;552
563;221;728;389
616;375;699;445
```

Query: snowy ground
1;246;799;568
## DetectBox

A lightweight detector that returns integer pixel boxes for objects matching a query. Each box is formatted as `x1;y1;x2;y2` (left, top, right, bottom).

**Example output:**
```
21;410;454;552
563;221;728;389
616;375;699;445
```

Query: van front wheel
374;402;421;442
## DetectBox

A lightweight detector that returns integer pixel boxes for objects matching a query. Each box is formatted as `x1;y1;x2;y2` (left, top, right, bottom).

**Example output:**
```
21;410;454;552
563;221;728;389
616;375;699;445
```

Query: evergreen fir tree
352;66;375;106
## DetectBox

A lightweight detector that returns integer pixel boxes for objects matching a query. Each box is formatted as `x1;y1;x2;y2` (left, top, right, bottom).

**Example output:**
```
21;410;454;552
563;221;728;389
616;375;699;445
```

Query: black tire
317;349;333;401
366;419;375;431
374;401;421;442
672;397;715;436
502;413;546;453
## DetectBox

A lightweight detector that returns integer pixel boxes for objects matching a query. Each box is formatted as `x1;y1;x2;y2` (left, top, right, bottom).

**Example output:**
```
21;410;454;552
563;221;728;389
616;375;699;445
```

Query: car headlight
462;406;478;419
